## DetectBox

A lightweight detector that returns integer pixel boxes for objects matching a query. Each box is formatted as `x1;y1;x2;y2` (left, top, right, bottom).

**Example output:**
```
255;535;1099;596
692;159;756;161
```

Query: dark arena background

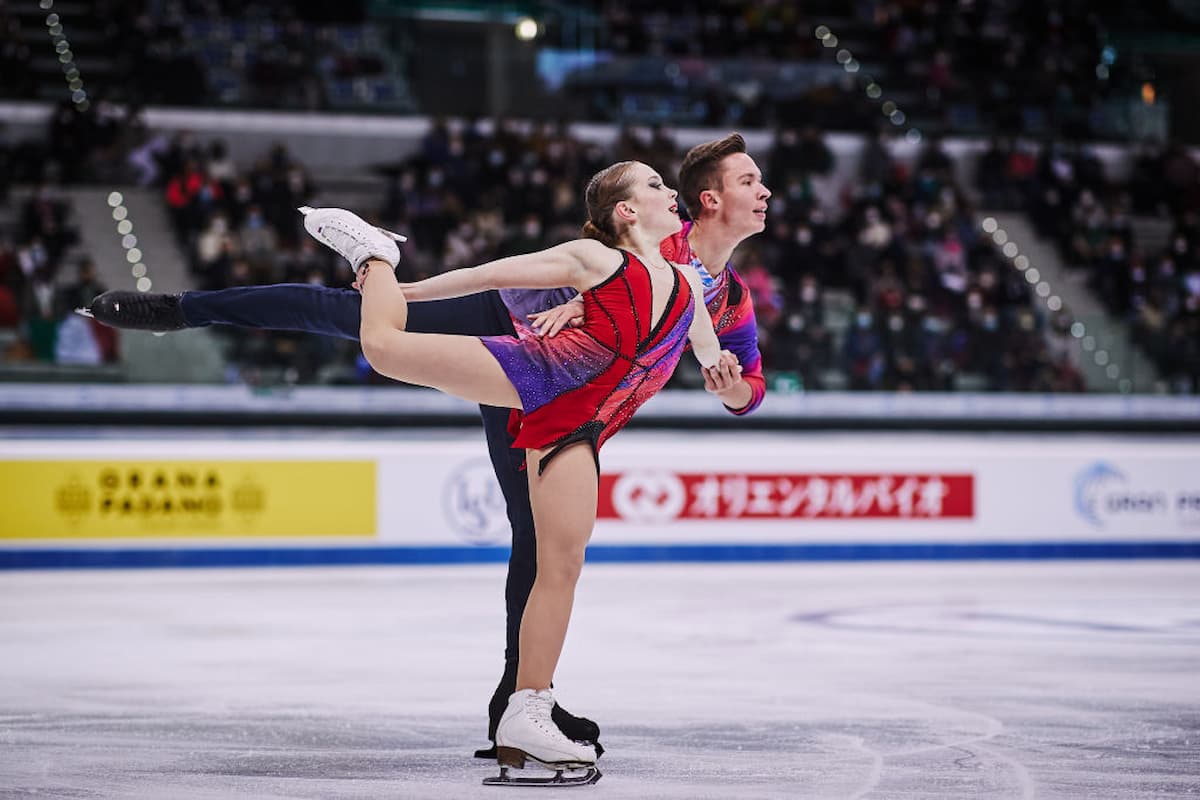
1;1;1198;797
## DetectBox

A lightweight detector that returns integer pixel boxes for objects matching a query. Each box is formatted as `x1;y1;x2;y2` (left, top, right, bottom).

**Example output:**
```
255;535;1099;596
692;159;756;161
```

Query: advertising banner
1;433;1197;551
411;432;1200;546
0;457;375;539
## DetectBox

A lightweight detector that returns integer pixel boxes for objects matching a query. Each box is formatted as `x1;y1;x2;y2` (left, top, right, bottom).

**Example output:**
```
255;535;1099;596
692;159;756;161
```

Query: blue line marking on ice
1;541;1197;569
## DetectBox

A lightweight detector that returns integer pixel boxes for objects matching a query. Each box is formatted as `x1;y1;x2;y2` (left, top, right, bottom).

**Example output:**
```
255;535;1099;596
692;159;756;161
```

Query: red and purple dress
482;249;694;473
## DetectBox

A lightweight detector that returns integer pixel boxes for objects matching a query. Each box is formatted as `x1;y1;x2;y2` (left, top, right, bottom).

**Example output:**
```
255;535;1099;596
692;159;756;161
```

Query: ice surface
1;561;1198;799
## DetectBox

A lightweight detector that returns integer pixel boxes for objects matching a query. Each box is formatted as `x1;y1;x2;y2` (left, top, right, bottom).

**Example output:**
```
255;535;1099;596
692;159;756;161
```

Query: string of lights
981;217;1132;393
42;0;88;113
43;0;155;295
813;25;922;145
107;192;152;293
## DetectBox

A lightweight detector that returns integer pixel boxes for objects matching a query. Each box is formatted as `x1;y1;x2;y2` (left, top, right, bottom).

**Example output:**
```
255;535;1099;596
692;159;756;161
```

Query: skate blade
483;765;601;787
74;307;94;319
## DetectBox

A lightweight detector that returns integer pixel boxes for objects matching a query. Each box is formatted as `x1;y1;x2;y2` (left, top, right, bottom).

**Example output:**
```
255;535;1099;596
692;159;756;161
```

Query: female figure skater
81;134;771;761
301;160;728;779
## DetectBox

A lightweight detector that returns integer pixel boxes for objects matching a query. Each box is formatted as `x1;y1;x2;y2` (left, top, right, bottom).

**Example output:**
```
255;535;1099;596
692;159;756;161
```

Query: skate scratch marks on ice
898;701;1036;799
824;734;883;800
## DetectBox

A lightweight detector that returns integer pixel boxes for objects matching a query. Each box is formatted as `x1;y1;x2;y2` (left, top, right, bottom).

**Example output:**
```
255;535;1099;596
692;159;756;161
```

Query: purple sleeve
498;287;580;321
716;313;766;415
708;270;766;415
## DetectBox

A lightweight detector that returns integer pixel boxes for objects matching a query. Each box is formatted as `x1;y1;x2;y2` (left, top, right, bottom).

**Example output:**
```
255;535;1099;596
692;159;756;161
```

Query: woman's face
621;162;682;239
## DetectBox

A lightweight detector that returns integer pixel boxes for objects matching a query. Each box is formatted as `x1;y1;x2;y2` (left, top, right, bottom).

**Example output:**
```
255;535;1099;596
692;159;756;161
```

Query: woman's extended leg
357;259;521;409
517;442;599;691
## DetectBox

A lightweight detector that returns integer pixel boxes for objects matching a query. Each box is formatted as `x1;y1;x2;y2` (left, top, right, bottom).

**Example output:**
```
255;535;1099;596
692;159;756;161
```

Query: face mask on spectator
856;312;873;328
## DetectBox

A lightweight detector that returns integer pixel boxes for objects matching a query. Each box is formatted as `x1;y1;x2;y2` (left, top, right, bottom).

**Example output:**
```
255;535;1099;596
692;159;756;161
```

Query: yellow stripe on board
0;460;376;539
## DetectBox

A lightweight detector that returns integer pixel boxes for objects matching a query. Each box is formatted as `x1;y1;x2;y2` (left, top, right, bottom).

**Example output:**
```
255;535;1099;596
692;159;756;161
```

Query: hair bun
581;219;617;247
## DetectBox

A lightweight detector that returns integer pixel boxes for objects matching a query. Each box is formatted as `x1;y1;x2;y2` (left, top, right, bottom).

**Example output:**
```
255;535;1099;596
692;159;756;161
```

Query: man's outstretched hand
527;298;585;337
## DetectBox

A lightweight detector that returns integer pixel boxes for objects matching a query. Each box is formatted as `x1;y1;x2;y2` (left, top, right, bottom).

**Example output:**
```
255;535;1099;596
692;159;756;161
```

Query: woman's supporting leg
516;442;599;691
357;260;521;409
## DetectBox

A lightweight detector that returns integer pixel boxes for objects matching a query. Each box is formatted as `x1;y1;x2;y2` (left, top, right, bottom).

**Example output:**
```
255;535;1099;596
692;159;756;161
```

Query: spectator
57;257;106;316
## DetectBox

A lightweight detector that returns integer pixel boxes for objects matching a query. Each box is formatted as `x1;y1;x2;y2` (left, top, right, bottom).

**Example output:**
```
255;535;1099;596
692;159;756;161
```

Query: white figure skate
297;206;406;271
484;688;601;787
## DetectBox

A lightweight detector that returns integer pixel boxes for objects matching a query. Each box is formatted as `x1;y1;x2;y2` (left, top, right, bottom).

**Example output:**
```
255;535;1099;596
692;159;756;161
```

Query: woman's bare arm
396;239;619;301
678;264;721;369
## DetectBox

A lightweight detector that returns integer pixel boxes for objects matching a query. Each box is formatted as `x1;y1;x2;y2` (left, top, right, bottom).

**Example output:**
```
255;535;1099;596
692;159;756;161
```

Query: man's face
710;152;771;236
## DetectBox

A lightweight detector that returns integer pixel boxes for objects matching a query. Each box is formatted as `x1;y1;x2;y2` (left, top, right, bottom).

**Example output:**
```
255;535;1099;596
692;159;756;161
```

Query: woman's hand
702;350;743;395
351;265;367;292
354;264;414;294
528;298;585;337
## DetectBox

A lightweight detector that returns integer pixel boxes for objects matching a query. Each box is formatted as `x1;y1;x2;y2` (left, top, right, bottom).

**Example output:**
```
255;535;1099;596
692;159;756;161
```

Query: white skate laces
495;688;597;767
297;206;406;271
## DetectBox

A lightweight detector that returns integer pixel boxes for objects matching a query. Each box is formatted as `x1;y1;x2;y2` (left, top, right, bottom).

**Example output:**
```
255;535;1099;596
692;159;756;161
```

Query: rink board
1;431;1198;567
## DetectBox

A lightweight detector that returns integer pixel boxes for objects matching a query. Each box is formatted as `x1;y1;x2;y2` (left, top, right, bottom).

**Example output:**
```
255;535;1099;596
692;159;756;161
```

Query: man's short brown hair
678;133;747;220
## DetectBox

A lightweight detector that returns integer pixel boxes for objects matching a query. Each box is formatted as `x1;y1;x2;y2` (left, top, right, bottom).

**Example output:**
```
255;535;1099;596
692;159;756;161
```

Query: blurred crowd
0;0;396;113
978;137;1200;392
590;0;1132;139
753;128;1086;392
5;98;1198;392
0;184;116;366
2;0;1196;391
120;120;1100;393
3;1;1178;142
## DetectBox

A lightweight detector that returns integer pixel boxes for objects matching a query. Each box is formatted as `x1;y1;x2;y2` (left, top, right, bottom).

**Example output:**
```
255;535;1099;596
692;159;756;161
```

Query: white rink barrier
1;431;1197;567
